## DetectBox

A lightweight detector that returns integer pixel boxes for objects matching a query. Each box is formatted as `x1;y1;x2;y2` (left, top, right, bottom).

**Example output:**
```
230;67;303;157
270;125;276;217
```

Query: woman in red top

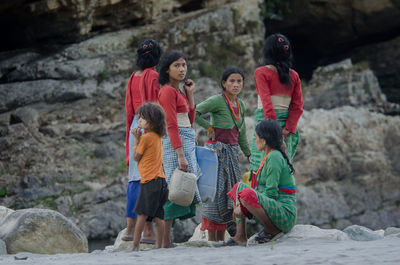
124;39;162;243
249;33;303;181
158;50;201;248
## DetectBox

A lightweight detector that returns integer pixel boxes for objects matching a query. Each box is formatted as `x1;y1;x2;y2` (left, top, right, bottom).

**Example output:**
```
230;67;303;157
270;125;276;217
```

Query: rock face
264;0;400;103
0;208;88;254
303;59;395;113
294;106;400;229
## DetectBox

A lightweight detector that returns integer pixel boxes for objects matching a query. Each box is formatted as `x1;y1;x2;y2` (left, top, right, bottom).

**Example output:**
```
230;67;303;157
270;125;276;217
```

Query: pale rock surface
0;239;6;255
0;206;14;222
280;224;349;241
343;225;384;241
385;227;400;236
0;208;88;254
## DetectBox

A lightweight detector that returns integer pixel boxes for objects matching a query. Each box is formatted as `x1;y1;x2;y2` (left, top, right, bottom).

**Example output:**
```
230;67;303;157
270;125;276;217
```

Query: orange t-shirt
136;132;166;183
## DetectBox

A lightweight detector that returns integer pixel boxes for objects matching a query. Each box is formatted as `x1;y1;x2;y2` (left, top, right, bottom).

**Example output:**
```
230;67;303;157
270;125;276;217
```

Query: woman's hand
207;126;215;141
184;79;196;109
233;204;243;218
177;154;189;172
282;128;289;139
183;79;195;94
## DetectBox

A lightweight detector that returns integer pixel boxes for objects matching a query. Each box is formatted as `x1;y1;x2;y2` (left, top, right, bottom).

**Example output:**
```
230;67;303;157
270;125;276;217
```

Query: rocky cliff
0;0;399;241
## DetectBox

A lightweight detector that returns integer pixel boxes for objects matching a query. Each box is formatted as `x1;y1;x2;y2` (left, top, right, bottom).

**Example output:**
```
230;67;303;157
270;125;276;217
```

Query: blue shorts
126;180;141;218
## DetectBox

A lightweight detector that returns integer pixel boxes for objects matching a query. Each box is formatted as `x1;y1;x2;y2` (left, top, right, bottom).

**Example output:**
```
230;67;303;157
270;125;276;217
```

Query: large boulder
0;208;88;254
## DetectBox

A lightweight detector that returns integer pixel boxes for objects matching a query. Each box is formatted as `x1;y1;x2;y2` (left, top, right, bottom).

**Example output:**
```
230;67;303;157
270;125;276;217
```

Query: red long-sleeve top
158;85;196;149
254;66;303;134
125;68;159;166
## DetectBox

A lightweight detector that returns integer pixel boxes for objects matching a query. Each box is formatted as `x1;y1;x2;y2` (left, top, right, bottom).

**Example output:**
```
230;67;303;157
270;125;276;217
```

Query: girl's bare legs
239;198;280;235
133;214;147;250
143;221;156;241
208;230;217;241
125;217;136;239
231;205;247;243
154;218;164;248
216;230;225;241
162;219;174;248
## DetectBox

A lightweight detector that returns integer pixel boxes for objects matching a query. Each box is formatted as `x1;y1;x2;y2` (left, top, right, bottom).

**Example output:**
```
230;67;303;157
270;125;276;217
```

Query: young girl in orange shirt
131;102;169;251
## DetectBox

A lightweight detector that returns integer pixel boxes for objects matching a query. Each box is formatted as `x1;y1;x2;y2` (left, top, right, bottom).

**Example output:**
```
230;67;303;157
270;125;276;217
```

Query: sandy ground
1;237;399;265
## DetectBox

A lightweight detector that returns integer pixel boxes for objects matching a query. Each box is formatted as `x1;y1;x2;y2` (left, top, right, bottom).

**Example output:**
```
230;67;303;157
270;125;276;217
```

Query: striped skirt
201;142;241;227
162;127;202;221
249;109;299;173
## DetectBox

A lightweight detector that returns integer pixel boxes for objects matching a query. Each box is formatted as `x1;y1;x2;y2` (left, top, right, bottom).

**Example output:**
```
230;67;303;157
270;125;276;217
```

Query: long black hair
136;39;162;70
220;66;245;91
136;102;167;137
158;50;188;86
255;119;294;174
263;33;293;85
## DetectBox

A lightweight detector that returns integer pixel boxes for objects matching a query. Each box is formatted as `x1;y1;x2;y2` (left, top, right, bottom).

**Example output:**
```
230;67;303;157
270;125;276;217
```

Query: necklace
255;149;274;178
224;92;240;120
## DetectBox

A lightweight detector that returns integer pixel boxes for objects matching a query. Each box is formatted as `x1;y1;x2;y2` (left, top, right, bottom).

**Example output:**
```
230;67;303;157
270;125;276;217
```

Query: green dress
235;150;297;232
250;109;299;172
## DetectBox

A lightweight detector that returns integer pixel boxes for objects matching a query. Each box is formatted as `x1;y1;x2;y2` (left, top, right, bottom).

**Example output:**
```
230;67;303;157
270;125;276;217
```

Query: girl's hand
177;154;189;172
282;128;289;139
183;79;195;94
131;128;142;139
233;204;243;218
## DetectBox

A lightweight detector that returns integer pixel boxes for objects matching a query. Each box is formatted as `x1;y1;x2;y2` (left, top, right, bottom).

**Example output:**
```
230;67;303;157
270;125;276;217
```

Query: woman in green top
226;119;297;245
195;66;251;241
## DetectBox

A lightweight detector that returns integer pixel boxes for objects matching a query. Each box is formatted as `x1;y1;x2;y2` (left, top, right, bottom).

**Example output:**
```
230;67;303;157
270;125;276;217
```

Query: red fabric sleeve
285;72;303;134
158;86;183;149
125;73;135;167
188;105;196;124
254;68;276;120
141;69;160;103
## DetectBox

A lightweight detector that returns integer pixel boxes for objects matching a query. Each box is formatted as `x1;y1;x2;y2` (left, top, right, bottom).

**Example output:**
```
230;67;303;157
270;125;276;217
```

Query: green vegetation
0;187;7;197
354;60;370;71
130;35;141;50
258;0;291;20
197;42;245;80
35;195;59;210
96;70;111;84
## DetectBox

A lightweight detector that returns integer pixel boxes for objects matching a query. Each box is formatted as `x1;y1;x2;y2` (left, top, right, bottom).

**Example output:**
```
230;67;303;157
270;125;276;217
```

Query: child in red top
131;102;168;251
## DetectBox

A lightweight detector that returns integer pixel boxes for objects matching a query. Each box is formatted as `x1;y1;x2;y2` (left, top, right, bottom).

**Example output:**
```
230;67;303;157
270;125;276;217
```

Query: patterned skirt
249;109;299;172
162;128;202;221
201;142;241;229
227;182;297;233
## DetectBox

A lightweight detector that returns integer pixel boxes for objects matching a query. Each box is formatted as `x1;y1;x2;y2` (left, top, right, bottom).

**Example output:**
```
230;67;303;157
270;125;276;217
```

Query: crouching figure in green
226;119;296;245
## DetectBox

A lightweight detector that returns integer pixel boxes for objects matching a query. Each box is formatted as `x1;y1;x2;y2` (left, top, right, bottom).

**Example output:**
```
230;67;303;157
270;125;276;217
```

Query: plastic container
196;146;218;203
168;168;197;206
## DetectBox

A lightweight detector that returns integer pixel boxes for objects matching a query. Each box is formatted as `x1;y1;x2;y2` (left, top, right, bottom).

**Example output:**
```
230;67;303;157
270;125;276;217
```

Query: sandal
121;235;133;241
254;230;283;244
224;237;247;247
140;238;156;244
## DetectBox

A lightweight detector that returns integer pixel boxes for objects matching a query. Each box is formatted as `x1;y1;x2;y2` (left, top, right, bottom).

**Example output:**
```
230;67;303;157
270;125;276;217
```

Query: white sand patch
0;237;399;265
